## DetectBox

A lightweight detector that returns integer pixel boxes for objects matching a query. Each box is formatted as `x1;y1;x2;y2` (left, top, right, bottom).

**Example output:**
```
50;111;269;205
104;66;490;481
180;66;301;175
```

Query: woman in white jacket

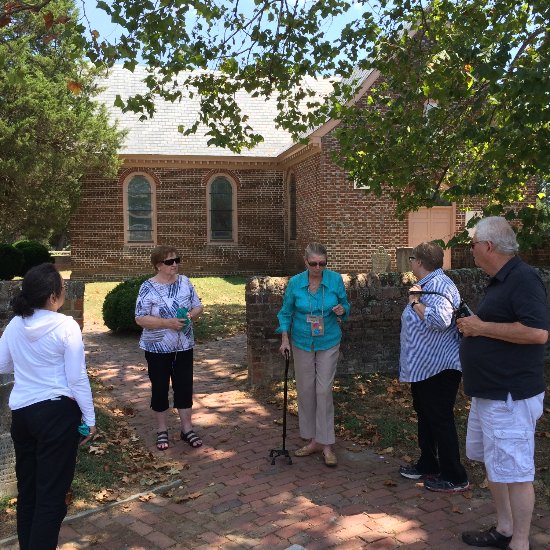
0;263;96;550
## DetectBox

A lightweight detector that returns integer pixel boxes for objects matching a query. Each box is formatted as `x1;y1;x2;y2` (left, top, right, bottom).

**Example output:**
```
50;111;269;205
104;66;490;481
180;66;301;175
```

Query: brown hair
412;241;444;271
151;245;178;270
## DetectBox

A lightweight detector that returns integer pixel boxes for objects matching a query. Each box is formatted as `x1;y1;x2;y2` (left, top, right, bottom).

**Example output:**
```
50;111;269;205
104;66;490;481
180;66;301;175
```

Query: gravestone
396;247;414;272
371;246;391;273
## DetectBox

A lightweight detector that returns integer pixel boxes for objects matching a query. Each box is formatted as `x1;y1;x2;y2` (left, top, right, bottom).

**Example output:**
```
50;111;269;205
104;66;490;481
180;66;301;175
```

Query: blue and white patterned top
135;275;202;353
399;268;462;383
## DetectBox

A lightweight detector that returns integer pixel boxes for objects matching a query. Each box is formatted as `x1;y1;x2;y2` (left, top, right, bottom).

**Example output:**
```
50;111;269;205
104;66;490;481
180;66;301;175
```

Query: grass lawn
82;275;246;340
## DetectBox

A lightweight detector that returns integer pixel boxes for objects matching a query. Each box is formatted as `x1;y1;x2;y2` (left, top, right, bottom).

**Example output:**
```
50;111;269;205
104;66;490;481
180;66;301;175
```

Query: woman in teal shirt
278;242;350;467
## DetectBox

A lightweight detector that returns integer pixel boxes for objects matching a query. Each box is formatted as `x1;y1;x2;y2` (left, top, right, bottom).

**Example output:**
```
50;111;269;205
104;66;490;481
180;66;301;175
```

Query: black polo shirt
460;256;548;401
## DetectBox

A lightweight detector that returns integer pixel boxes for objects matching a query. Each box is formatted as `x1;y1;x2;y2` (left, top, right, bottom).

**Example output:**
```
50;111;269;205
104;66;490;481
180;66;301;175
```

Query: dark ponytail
11;263;63;318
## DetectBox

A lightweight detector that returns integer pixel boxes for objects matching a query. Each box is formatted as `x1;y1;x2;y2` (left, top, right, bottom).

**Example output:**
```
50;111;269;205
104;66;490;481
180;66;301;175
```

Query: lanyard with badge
306;286;324;336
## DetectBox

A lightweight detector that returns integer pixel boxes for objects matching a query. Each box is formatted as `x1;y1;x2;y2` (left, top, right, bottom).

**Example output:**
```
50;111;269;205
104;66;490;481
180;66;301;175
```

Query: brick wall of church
286;137;413;275
70;166;287;280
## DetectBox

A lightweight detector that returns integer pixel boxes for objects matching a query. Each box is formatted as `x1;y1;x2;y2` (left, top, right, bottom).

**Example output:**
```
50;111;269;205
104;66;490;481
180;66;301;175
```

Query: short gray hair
475;217;518;254
304;242;327;259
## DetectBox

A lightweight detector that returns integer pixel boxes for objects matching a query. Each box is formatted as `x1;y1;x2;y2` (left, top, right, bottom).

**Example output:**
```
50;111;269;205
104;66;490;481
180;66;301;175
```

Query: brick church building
70;66;475;280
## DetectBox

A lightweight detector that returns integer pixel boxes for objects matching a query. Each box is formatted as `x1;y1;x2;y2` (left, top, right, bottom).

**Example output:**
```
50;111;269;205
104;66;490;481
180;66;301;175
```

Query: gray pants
292;343;340;445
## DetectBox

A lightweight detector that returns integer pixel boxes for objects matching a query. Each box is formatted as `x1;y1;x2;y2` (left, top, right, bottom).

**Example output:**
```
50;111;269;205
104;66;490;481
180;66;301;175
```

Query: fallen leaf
452;505;463;514
174;491;202;503
383;479;397;487
88;445;105;455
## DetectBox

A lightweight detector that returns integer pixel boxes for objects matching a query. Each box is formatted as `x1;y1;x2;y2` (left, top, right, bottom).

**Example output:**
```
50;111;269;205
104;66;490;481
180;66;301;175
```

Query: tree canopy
1;0;548;245
0;0;123;242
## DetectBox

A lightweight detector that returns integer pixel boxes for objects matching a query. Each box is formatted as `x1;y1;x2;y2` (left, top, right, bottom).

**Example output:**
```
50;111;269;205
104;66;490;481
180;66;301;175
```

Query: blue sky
78;0;373;65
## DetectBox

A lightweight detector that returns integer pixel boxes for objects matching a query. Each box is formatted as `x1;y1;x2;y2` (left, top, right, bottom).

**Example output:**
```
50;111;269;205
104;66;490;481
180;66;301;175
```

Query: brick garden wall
246;268;550;386
0;280;85;332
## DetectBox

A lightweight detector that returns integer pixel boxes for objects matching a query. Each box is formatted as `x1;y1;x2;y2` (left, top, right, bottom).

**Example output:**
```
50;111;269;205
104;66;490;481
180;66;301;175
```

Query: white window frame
206;174;238;244
123;172;157;245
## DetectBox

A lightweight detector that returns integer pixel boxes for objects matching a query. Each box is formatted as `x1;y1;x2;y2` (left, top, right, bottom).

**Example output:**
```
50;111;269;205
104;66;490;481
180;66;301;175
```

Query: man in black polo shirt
457;217;548;550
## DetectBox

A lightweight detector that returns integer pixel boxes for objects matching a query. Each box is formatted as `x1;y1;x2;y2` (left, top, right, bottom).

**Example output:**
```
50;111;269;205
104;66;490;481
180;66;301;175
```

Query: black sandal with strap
181;430;202;448
156;430;169;451
461;526;512;548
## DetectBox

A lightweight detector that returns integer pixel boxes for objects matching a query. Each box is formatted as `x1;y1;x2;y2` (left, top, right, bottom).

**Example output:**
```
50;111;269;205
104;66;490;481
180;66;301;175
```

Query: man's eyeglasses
307;260;327;267
161;257;181;266
470;240;486;249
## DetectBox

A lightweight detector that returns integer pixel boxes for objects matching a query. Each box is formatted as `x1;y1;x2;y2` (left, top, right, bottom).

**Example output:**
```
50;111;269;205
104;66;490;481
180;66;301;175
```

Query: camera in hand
455;301;473;318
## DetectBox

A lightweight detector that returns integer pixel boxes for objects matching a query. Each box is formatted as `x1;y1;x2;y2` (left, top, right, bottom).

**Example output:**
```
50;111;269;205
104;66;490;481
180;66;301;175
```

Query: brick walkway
2;331;549;549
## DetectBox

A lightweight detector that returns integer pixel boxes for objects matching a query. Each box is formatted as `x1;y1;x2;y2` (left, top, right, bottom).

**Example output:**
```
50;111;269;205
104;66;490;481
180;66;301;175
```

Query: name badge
307;315;324;336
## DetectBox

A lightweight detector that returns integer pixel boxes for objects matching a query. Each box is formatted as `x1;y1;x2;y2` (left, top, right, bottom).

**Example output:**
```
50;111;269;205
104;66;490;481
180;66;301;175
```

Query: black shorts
145;349;193;411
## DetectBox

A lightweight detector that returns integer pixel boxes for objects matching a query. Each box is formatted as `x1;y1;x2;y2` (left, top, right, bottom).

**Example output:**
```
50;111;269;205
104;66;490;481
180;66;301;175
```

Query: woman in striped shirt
398;241;469;493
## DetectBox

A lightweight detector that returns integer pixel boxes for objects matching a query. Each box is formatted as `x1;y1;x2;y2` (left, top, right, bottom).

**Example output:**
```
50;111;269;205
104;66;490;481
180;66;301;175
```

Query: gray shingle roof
96;65;334;158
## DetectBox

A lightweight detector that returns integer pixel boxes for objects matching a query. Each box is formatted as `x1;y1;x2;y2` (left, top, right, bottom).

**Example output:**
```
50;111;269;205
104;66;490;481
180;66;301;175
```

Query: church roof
96;65;335;158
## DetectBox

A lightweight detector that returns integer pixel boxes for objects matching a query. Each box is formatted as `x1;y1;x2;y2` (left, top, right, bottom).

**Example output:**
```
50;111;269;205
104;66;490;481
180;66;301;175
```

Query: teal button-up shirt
276;269;350;352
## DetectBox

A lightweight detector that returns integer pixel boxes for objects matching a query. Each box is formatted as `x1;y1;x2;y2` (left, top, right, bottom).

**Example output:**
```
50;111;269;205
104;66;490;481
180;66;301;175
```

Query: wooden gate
408;206;455;269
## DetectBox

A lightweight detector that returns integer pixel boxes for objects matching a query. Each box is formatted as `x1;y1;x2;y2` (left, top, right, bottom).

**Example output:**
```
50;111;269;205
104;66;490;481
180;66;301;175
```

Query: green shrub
102;275;149;332
13;240;54;276
0;244;24;280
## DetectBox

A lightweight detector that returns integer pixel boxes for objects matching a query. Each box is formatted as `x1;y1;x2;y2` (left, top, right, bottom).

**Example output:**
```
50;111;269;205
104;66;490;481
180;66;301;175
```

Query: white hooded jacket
0;309;95;426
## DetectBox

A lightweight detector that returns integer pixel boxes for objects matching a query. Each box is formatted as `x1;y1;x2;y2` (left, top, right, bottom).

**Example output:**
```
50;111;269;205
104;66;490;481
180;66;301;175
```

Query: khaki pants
292;343;340;445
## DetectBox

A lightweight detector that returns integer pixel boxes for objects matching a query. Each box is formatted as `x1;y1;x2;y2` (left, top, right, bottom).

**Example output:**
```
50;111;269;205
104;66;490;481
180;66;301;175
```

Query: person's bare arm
457;316;548;344
135;315;186;331
189;305;203;321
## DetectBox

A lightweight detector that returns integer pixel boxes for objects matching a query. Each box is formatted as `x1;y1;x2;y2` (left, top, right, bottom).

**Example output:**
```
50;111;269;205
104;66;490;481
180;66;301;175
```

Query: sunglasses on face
307;260;327;267
161;257;181;266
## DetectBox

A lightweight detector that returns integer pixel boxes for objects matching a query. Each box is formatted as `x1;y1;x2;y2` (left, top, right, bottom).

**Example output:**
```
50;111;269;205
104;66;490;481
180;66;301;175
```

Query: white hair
475;217;519;254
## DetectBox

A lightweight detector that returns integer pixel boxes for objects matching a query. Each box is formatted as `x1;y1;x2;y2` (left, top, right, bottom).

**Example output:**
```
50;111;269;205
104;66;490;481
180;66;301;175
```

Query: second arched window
209;176;234;241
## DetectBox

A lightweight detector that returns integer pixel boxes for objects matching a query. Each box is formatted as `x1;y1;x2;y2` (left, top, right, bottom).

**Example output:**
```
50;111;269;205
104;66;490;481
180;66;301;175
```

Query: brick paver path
2;330;549;549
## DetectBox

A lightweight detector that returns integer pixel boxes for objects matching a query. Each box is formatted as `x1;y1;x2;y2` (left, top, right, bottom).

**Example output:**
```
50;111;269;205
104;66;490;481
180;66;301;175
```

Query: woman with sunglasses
277;242;350;467
135;245;203;451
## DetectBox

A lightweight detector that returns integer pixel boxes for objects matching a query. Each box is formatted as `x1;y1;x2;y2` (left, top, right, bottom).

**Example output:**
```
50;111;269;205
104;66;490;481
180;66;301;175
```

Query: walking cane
269;349;292;465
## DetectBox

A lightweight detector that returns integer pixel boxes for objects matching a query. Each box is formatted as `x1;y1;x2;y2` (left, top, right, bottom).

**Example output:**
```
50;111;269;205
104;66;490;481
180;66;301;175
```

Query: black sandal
181;430;202;448
156;430;169;451
461;526;512;548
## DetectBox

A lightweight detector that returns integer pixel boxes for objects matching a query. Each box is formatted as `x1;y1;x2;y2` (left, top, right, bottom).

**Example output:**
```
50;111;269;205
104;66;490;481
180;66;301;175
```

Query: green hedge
102;275;149;332
0;244;24;280
14;240;53;276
